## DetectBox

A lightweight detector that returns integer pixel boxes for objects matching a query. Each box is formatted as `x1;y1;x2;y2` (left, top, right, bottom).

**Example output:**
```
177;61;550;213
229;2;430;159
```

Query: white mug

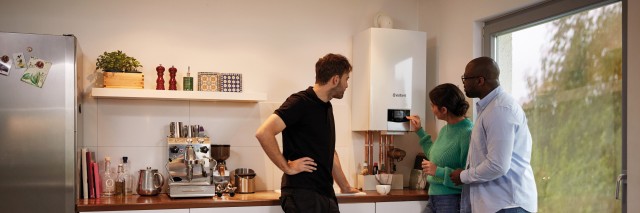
376;184;391;195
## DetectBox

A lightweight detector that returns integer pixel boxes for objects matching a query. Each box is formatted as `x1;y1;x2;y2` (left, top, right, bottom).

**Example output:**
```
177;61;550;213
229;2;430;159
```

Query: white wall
417;0;542;130
0;0;423;192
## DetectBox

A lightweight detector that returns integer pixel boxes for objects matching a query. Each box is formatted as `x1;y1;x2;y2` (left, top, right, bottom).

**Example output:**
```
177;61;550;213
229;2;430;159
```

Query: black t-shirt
274;86;336;198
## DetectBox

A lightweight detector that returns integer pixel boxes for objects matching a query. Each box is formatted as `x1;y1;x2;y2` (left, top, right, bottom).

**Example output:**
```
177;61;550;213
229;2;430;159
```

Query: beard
464;87;478;98
331;82;347;99
332;88;345;99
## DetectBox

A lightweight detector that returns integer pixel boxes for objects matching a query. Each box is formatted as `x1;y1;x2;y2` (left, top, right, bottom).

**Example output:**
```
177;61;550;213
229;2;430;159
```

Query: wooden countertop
76;189;428;212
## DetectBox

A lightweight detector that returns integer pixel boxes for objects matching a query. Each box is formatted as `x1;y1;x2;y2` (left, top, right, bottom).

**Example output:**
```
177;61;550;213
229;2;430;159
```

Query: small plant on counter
95;50;142;73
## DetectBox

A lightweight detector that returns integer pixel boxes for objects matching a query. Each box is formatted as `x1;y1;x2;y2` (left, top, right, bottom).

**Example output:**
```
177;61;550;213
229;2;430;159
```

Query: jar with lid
115;164;127;196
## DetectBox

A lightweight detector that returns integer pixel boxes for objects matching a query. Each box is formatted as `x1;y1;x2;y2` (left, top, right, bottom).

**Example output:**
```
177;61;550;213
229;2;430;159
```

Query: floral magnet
21;57;52;88
13;53;25;69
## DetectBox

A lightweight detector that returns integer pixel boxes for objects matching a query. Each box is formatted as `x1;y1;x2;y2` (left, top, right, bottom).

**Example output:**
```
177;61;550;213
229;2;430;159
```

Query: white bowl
376;184;391;195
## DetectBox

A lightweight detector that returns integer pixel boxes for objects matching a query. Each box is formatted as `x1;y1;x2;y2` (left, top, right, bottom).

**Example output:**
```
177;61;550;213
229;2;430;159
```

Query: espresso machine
166;123;217;198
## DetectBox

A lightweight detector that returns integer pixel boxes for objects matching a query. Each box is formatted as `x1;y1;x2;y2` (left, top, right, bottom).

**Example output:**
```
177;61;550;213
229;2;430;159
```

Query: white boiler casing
351;28;426;133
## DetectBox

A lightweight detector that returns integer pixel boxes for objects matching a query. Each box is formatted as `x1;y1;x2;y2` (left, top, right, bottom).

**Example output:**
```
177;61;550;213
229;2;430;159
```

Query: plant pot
103;72;144;89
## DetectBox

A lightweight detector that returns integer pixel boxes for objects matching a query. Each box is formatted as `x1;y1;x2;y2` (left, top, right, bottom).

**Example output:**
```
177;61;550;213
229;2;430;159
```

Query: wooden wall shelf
91;88;266;102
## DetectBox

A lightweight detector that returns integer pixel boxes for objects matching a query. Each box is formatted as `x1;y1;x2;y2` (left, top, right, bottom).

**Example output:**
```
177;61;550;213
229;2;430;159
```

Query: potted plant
96;50;144;89
96;50;142;73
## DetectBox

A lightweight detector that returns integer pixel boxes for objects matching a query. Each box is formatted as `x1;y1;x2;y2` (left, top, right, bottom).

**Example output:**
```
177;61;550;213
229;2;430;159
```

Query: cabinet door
85;209;189;213
376;201;428;213
190;206;281;213
339;202;375;213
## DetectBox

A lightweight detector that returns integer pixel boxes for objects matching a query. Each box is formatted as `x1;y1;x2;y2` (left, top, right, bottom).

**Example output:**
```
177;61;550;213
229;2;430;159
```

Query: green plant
95;50;142;73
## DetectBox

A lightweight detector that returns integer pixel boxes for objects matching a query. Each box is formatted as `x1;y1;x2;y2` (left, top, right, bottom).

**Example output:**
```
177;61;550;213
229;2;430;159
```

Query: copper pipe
385;135;389;173
364;131;368;174
378;131;382;173
388;135;395;173
368;131;373;174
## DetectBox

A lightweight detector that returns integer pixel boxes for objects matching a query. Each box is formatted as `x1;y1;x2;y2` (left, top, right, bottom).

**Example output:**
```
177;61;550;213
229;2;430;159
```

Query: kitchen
0;0;638;213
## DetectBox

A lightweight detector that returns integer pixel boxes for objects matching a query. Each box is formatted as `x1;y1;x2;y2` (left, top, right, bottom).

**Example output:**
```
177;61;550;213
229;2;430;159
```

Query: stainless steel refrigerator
0;32;82;213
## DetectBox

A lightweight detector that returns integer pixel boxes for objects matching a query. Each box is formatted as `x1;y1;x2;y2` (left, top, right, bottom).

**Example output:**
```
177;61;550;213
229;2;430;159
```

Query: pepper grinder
156;64;165;90
169;66;177;90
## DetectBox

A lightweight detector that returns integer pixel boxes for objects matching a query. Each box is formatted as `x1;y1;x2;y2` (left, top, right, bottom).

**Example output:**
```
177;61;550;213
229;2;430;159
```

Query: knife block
356;174;403;190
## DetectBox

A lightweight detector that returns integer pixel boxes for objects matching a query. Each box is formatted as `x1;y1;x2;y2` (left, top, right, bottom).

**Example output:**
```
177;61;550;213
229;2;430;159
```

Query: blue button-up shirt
460;86;537;213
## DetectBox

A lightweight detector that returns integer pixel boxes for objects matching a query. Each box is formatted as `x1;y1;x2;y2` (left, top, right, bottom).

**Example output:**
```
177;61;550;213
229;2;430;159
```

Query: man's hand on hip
285;157;317;175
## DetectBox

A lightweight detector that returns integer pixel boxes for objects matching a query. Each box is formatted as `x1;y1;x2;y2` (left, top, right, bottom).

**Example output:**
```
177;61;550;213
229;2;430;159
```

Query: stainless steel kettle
137;167;164;196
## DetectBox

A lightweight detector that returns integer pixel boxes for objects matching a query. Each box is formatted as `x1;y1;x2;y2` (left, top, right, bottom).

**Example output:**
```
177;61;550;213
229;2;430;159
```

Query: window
484;0;622;212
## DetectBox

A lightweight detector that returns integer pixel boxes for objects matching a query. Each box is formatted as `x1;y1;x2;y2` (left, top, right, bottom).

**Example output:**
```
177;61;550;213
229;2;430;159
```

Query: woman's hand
421;159;437;176
406;115;422;131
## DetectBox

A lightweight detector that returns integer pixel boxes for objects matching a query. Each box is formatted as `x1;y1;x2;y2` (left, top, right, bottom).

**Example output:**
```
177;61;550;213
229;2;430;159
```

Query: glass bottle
360;161;369;175
183;66;193;91
122;156;133;195
101;157;115;197
115;164;126;196
373;162;379;175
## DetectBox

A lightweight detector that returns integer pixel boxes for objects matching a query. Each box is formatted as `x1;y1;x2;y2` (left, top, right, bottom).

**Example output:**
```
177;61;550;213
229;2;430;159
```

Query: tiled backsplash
82;99;358;192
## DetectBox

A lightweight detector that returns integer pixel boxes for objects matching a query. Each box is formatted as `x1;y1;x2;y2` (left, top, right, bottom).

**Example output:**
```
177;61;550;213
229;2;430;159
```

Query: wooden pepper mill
156;64;165;90
169;66;177;90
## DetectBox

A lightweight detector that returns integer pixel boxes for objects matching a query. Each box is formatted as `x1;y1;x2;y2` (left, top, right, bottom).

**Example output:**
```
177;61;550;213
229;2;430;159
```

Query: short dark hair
429;83;469;117
315;53;352;85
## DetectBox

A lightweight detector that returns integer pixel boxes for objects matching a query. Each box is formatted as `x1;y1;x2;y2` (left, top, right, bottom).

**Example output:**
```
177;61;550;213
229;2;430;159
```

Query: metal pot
232;168;255;194
137;167;164;196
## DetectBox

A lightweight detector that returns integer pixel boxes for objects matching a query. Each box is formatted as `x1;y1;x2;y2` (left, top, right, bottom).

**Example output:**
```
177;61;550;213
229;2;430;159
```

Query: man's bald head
466;56;500;88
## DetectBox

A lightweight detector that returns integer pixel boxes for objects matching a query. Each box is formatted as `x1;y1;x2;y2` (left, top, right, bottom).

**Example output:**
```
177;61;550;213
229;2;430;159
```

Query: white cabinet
376;201;429;213
190;206;281;213
84;209;189;213
81;201;426;213
339;202;376;213
351;28;427;132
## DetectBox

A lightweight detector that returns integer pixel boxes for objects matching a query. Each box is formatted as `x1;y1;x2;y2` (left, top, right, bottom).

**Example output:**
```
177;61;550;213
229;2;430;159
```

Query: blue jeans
428;194;461;213
496;207;530;213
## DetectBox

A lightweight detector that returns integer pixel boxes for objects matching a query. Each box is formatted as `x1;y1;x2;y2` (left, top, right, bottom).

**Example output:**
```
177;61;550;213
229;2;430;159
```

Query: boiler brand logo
393;93;406;97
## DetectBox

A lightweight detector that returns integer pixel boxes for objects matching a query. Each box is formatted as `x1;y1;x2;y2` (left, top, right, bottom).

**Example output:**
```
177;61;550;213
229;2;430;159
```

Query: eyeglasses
461;75;483;83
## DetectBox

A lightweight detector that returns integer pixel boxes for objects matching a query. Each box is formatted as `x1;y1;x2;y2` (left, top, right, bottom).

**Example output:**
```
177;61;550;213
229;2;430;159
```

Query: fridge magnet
0;55;11;76
21;57;52;88
13;53;25;69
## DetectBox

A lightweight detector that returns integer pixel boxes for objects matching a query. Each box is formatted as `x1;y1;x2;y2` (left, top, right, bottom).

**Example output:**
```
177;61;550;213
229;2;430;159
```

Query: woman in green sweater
406;83;472;213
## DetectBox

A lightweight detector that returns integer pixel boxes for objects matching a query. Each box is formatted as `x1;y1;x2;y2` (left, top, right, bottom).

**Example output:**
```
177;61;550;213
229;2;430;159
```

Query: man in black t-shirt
256;53;360;213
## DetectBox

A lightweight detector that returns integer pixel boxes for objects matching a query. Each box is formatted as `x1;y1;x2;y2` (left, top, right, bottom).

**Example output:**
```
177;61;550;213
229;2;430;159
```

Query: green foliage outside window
523;3;622;212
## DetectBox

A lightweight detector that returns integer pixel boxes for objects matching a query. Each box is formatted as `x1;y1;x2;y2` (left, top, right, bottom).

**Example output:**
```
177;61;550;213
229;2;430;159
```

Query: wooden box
103;72;144;89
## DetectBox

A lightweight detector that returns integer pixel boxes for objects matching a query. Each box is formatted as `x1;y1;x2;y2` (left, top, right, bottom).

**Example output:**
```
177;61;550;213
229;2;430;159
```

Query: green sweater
416;118;472;195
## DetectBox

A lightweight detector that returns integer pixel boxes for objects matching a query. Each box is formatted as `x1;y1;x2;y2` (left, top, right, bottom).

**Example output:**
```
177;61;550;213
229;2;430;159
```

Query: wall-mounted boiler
351;28;426;134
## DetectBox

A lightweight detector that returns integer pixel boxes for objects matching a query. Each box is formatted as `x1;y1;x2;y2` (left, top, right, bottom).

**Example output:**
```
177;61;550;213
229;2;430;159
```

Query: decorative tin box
198;72;219;92
219;73;242;92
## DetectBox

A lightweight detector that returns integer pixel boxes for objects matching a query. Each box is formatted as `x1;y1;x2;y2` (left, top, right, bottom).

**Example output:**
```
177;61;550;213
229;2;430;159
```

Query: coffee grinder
165;123;217;198
211;144;236;196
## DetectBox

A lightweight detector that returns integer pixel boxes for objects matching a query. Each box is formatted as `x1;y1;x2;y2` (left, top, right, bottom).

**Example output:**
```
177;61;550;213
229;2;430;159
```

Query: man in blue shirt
451;57;538;213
